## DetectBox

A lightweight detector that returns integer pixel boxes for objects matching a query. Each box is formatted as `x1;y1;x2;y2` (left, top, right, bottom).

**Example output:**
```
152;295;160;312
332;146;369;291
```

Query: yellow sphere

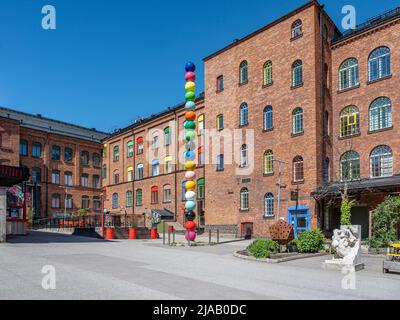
185;181;196;191
185;81;196;92
185;161;196;171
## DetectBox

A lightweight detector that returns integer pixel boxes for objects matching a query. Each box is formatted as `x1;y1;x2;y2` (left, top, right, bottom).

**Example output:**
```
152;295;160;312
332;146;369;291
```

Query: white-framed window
152;135;159;149
127;167;134;182
64;172;73;186
137;163;144;180
263;106;273;130
291;19;302;38
340;151;360;181
292;60;303;87
240;144;249;168
51;194;61;209
51;170;60;184
240;103;249;126
239;60;248;84
292;107;303;134
368;46;391;82
369;97;392;132
81;174;89;187
263;61;272;86
152;160;159;176
370;146;393;178
264;193;274;217
339;58;359;91
81;196;90;209
66;194;73;209
163;185;172;203
240;188;249;211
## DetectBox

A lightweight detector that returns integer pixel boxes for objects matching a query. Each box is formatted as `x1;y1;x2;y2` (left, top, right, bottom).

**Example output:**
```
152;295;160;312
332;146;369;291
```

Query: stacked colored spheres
184;62;197;242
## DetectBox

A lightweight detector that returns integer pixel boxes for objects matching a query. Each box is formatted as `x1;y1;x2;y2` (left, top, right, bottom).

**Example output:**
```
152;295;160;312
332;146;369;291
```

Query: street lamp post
273;159;288;221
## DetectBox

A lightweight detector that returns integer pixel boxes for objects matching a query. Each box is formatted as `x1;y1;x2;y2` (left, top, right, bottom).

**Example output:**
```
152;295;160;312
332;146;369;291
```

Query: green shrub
248;239;279;259
370;196;400;248
296;229;325;253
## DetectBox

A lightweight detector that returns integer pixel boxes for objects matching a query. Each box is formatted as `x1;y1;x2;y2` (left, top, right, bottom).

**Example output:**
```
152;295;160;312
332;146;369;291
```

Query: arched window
135;189;143;206
126;191;133;207
291;20;302;38
136;137;144;154
240;144;249;168
152;133;159;149
127;167;133;182
136;163;144;180
240;188;249;211
81;151;89;165
371;146;393;178
239;60;248;84
93;196;101;211
163;184;171;203
127;141;134;157
263;105;273;130
240;103;249;126
51;194;61;209
113;146;119;161
340;106;360;138
112;193;118;209
339;58;359;91
324;158;330;183
264;193;274;217
263;61;272;86
151;186;159;204
197;114;204;135
64;171;72;186
113;170;120;184
102;164;107;179
340;151;360;181
369;97;392;131
293;156;304;182
152;159;159;176
216;114;224;131
368;46;391;82
263;150;274;174
164;127;171;146
292;107;303;134
164;156;172;174
292;60;303;87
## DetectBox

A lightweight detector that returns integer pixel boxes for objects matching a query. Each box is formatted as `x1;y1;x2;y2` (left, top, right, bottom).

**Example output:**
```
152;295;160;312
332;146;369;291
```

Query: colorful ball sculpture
184;61;197;242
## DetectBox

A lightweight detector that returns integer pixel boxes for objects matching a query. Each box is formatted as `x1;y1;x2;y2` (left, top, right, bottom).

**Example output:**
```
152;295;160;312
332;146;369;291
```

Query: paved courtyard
0;231;399;300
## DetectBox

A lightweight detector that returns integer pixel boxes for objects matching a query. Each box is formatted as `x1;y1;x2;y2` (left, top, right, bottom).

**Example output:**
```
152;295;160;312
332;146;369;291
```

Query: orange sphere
185;111;196;121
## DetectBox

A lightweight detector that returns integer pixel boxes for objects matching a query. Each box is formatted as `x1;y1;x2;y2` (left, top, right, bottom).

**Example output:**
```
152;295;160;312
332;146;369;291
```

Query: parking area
0;231;399;300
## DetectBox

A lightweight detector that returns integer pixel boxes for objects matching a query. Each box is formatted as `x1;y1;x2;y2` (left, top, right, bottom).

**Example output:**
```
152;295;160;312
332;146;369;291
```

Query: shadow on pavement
6;230;109;244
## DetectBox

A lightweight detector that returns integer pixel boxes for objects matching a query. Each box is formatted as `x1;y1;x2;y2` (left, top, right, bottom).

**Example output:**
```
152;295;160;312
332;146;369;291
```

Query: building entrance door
287;205;311;238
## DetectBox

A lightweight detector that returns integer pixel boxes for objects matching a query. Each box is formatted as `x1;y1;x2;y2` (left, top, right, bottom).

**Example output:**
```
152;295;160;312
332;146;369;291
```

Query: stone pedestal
323;225;364;272
0;187;7;243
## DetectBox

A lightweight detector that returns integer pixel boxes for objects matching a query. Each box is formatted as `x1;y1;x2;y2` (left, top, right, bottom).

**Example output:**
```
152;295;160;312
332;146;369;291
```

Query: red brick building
0;107;108;220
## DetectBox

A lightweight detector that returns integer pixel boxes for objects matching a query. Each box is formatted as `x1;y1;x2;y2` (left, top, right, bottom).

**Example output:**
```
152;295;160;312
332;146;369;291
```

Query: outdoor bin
105;228;115;240
129;228;137;240
150;228;158;239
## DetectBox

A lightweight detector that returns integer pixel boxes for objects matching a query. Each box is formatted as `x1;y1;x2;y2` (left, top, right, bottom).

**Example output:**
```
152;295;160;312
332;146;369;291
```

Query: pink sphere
185;231;196;241
185;171;196;180
185;71;196;82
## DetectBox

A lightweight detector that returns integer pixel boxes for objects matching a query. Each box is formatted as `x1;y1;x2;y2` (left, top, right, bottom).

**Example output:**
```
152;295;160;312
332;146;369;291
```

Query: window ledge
216;89;224;94
291;131;304;137
263;215;275;219
292;180;305;185
262;82;273;89
337;84;360;94
263;127;274;133
338;132;361;140
239;209;250;213
238;81;249;87
216;169;225;172
290;33;303;41
291;82;304;90
263;173;274;177
239;123;249;128
367;126;393;135
367;74;392;85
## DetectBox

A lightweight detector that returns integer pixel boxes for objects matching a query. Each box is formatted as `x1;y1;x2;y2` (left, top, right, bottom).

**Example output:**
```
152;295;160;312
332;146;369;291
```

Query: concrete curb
234;251;329;263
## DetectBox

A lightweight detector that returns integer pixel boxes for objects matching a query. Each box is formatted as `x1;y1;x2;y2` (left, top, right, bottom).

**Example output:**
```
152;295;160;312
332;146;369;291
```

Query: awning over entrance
312;175;400;198
0;165;30;187
151;209;175;220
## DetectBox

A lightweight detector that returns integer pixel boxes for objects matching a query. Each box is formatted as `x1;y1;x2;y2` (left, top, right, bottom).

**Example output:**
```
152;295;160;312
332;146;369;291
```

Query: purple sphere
185;231;197;241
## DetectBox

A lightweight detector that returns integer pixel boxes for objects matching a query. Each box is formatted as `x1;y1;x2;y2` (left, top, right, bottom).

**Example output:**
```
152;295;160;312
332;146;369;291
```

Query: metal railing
33;215;103;230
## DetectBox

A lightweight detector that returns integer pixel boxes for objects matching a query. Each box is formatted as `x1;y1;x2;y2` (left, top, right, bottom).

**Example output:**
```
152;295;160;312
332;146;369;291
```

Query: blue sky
0;0;399;132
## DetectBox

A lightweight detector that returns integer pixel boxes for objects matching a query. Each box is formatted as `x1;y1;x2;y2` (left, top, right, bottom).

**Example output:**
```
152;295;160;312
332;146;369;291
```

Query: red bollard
168;225;174;233
129;228;137;240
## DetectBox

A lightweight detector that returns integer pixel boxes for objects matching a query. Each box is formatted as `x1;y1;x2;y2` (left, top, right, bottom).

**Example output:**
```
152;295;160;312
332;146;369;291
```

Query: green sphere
185;130;196;141
184;121;196;130
185;91;196;102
